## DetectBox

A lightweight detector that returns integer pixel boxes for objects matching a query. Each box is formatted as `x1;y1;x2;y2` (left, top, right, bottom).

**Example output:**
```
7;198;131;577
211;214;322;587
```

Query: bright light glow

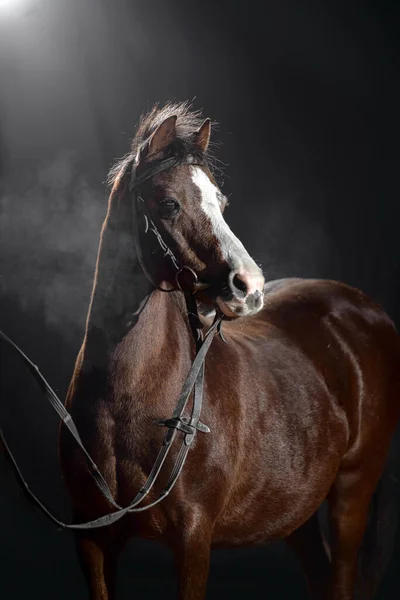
0;0;30;15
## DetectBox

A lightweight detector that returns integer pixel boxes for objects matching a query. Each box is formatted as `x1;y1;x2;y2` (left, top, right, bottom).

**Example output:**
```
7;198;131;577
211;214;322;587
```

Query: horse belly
212;465;339;546
211;408;348;546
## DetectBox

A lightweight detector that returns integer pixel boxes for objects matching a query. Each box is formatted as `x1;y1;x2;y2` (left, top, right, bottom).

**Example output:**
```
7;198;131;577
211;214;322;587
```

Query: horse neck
82;181;192;371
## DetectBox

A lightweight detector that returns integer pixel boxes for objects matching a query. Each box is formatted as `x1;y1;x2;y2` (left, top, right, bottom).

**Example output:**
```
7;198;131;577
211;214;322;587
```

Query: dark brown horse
59;102;400;600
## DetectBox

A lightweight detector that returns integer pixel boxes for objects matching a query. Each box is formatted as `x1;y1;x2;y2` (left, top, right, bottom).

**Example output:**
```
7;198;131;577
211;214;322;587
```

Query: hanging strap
0;311;222;529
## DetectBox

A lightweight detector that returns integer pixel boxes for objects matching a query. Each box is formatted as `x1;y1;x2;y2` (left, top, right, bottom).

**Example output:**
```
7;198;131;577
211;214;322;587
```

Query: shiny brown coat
59;104;400;600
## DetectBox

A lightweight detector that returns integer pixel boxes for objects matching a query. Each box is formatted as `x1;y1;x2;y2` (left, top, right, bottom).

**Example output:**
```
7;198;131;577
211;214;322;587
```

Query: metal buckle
154;416;210;435
175;266;210;293
175;266;198;293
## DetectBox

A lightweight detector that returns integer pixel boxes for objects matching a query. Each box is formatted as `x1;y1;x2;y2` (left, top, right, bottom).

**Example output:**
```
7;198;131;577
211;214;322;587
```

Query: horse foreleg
75;533;120;600
172;527;212;600
285;509;331;599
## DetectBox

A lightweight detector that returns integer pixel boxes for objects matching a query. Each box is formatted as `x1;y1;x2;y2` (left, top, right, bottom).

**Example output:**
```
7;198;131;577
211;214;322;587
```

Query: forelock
107;101;224;188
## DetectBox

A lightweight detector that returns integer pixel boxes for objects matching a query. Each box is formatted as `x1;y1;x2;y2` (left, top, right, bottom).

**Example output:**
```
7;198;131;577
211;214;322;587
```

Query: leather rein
0;154;225;530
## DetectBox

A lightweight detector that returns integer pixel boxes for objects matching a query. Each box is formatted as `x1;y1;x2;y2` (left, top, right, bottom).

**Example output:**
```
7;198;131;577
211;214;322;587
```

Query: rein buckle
155;416;210;435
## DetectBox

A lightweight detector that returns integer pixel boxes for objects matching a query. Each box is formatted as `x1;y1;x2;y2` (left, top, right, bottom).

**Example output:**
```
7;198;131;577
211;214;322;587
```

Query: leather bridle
129;153;222;337
130;154;210;290
0;153;225;529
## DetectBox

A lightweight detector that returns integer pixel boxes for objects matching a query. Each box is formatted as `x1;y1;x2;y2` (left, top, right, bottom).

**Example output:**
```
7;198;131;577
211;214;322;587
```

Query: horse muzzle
217;289;264;318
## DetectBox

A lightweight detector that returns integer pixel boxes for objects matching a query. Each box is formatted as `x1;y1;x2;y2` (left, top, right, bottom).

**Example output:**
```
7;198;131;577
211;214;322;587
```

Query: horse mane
107;101;221;188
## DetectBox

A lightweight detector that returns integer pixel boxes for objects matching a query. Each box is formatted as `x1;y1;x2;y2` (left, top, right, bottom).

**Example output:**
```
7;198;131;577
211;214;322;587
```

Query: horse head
126;105;265;318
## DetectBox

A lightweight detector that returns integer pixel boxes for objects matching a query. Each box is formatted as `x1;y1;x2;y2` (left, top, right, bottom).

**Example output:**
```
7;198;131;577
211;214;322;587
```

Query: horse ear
195;118;211;153
147;115;177;158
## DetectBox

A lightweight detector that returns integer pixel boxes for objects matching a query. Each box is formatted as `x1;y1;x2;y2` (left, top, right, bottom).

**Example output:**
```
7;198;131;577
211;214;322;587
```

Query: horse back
226;277;400;446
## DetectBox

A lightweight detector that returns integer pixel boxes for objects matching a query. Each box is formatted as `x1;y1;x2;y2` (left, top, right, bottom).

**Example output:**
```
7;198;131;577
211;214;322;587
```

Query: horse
58;101;400;600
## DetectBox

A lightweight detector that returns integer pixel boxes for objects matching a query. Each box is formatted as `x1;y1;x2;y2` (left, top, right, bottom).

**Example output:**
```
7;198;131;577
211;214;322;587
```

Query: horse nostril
232;273;248;296
229;270;265;300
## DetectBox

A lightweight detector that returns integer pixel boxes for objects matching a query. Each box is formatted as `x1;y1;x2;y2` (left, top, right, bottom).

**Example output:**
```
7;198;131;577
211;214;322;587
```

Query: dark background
0;0;399;598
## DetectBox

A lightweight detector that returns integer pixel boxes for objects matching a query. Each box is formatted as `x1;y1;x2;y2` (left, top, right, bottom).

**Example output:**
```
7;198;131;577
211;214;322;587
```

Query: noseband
0;152;226;530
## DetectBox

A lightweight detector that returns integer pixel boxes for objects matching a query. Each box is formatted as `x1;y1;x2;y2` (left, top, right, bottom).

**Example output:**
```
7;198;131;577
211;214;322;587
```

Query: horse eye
158;197;180;219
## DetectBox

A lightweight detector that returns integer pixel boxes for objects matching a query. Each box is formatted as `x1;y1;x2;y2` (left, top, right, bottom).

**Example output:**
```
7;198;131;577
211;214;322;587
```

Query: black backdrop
0;0;399;598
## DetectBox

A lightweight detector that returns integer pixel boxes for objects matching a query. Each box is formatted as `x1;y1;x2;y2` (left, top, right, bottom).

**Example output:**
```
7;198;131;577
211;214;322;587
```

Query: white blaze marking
191;167;251;269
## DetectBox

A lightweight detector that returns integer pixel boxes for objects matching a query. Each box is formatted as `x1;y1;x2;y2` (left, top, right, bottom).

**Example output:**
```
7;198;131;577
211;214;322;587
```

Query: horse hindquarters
326;460;386;600
283;302;400;599
326;385;400;600
286;435;398;600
